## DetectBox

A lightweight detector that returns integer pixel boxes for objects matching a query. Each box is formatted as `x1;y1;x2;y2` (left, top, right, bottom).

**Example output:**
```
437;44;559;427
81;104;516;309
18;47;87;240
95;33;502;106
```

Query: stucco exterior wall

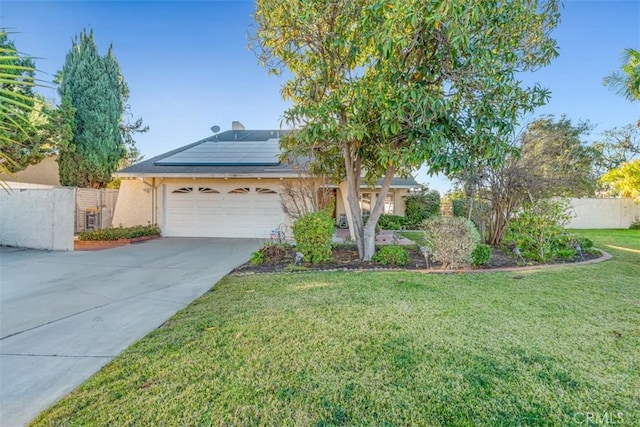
0;187;74;250
113;177;415;236
335;188;410;219
0;156;60;186
567;198;640;229
111;179;154;227
113;178;292;232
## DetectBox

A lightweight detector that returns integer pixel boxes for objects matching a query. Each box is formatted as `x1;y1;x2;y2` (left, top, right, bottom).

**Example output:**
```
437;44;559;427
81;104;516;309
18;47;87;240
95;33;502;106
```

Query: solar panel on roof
154;139;282;166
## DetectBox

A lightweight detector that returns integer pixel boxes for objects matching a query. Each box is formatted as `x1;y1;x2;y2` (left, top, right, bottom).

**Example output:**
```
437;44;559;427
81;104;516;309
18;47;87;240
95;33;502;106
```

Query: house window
256;187;277;194
172;187;193;194
199;187;219;194
360;192;372;214
383;191;395;214
229;187;250;194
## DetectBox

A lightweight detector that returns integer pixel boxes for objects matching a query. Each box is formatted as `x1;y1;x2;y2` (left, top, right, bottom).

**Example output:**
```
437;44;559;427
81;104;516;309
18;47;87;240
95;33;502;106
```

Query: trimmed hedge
78;225;161;241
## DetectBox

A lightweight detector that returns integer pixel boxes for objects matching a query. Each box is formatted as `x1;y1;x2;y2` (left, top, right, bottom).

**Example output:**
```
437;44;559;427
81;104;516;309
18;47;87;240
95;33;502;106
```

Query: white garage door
163;184;285;238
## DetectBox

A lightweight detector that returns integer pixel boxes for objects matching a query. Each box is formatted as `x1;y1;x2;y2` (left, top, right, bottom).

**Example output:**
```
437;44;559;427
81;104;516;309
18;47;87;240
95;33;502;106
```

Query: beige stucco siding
111;179;153;227
113;178;292;232
114;177;413;236
0;156;60;186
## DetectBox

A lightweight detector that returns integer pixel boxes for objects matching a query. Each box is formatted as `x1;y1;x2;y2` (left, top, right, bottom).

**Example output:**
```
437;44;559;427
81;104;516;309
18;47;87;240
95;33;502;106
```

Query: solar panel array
155;139;281;166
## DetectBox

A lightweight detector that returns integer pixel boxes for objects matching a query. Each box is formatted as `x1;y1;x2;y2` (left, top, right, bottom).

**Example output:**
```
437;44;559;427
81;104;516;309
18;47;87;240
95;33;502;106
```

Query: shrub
471;244;492;267
377;214;406;230
404;189;440;227
292;208;334;264
250;250;265;265
504;199;572;262
250;243;289;265
78;225;160;241
630;216;640;230
421;216;480;269
452;198;467;217
372;245;409;266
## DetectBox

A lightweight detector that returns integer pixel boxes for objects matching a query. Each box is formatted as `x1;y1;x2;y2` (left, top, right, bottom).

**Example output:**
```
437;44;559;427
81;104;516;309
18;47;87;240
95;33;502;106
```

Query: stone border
231;250;612;276
74;235;160;251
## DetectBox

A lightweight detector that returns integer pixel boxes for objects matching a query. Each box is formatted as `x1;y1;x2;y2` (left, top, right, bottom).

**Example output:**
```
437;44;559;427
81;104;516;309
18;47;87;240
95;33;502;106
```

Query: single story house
113;124;420;238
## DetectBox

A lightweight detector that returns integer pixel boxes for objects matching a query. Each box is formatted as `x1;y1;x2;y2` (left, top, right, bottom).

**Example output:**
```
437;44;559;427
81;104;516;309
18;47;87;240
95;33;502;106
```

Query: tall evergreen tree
57;30;129;188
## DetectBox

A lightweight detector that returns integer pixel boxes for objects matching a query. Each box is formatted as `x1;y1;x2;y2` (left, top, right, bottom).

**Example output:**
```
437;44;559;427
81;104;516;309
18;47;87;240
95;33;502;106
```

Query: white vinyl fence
567;198;640;229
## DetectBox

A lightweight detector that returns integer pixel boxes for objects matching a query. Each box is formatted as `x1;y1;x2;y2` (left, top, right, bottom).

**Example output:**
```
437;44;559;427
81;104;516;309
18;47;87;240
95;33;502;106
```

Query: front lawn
32;230;639;426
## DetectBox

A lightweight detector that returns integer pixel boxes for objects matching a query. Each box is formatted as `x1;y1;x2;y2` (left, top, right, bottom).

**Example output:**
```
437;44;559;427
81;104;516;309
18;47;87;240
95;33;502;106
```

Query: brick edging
74;235;160;251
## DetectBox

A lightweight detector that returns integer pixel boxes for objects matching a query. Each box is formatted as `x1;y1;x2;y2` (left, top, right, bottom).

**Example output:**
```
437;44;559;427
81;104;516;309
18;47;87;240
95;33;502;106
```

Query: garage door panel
164;184;284;238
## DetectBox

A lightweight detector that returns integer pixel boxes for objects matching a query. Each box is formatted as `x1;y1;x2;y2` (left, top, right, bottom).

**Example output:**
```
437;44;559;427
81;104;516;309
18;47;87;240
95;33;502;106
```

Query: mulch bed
231;245;602;275
74;235;160;251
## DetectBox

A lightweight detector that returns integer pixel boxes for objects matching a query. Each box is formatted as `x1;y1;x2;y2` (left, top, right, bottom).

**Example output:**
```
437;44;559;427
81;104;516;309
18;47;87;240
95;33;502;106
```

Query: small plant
250;250;265;265
372;245;409;266
250;242;289;265
291;207;334;264
421;216;480;269
555;248;577;260
377;214;406;230
504;199;572;262
78;225;160;241
630;216;640;230
471;244;492;267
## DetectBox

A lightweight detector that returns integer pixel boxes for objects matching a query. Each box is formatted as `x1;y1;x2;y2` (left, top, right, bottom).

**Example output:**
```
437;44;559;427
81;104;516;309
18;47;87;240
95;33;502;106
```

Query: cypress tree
57;30;127;188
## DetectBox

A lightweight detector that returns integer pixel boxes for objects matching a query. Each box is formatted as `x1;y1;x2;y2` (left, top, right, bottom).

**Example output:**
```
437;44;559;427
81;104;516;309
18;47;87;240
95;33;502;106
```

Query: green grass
32;230;639;426
397;230;428;246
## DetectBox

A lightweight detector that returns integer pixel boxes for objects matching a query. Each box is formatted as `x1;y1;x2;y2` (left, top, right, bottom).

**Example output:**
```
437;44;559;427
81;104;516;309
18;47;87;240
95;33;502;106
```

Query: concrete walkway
0;238;260;426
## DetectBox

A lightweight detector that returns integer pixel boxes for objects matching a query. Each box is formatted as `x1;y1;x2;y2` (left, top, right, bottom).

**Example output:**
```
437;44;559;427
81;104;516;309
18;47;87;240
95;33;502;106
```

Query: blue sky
2;0;639;192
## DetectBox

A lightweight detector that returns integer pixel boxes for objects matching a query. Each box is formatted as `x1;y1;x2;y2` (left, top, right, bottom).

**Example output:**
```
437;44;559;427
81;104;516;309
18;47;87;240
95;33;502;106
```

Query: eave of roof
115;129;420;188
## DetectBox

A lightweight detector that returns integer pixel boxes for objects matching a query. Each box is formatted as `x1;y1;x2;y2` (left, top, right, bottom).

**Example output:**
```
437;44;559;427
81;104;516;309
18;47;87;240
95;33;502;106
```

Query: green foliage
254;0;560;260
250;251;265;265
454;115;598;247
0;31;73;176
421;216;480;269
250;243;289;265
292;209;334;264
451;199;467;218
404;188;440;227
504;199;573;262
603;48;640;102
519;116;599;197
78;225;160;241
471;244;492;267
599;159;640;202
57;29;137;188
372;245;409;266
377;214;405;230
630;217;640;230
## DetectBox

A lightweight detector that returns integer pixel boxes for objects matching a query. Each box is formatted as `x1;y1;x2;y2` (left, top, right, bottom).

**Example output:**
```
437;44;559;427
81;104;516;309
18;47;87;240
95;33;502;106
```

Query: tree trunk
362;166;395;260
341;143;396;260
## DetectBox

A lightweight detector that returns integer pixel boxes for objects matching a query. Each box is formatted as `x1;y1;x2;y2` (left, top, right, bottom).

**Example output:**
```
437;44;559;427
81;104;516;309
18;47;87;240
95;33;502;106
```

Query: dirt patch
231;245;602;275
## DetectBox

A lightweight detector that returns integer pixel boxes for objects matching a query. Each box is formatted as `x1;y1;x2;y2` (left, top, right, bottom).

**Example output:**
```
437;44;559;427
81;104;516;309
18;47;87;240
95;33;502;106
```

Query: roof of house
116;128;420;188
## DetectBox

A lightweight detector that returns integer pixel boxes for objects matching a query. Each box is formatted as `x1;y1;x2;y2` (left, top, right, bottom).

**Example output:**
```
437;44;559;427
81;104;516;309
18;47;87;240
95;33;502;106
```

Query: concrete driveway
0;238;260;426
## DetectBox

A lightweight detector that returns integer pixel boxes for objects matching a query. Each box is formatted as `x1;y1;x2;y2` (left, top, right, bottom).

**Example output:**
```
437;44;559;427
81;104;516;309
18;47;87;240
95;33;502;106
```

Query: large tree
603;48;640;103
57;30;142;188
454;116;599;245
600;159;640;203
254;0;560;260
